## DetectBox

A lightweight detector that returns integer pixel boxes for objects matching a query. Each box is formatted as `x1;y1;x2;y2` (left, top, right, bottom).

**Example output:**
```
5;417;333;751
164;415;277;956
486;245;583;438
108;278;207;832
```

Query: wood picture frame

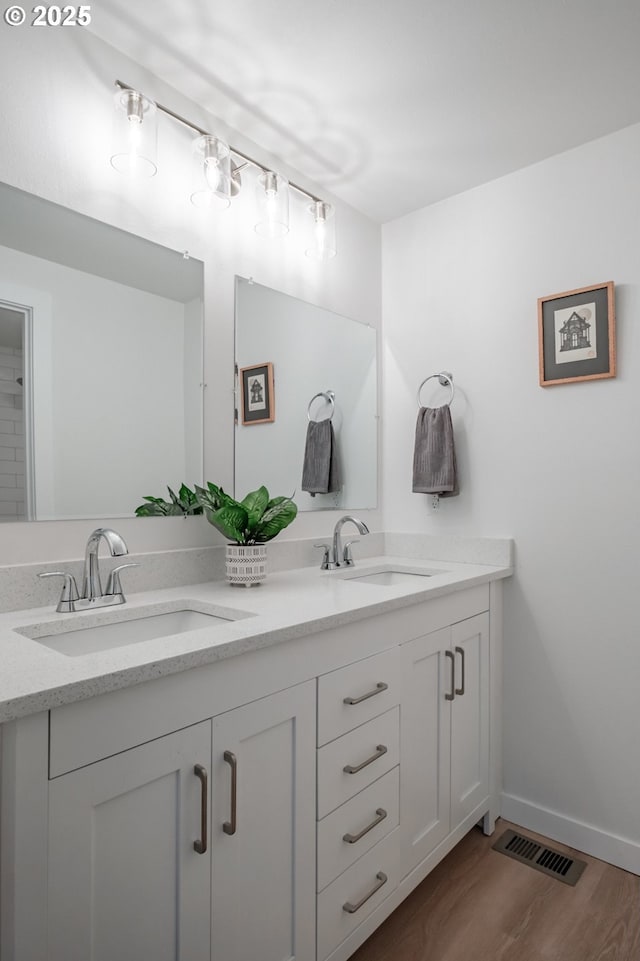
239;362;275;425
538;281;616;387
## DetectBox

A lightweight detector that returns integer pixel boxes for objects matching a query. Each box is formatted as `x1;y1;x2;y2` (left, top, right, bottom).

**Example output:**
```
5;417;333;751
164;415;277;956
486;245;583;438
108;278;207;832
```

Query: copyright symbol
4;5;25;24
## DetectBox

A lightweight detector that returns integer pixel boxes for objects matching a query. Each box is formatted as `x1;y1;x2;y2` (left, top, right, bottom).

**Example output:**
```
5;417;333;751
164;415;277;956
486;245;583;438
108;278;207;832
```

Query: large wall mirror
0;182;204;521
234;277;377;511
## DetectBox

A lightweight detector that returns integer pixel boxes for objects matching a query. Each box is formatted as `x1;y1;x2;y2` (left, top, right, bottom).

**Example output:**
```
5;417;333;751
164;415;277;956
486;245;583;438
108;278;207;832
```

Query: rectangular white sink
15;600;251;657
340;566;445;587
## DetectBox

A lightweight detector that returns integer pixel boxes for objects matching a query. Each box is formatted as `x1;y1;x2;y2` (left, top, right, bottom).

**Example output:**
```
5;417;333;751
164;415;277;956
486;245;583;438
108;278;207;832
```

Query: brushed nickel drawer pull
445;650;455;701
222;750;237;836
343;681;388;706
342;871;388;914
455;645;466;696
193;764;208;854
343;744;387;775
343;807;387;844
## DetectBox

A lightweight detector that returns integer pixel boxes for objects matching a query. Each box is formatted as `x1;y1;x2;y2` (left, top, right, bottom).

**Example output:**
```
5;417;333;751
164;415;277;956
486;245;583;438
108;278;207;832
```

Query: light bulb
110;88;157;178
305;201;336;260
191;134;231;209
255;171;289;237
204;157;220;193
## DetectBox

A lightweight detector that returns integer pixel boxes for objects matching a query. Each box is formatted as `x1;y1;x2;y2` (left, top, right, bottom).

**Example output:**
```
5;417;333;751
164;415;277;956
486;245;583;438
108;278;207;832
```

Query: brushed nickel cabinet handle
445;650;455;701
455;645;466;696
343;744;387;775
343;807;387;844
193;764;208;854
342;871;388;914
343;682;388;706
222;750;237;836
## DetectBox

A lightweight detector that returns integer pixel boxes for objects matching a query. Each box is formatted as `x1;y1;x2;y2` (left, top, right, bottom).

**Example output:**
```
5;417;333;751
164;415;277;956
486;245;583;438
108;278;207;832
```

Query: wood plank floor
350;821;640;961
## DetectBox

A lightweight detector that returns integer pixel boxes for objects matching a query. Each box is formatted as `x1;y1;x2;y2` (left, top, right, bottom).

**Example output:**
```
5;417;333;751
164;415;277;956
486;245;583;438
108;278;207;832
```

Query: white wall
382;122;640;872
0;25;381;563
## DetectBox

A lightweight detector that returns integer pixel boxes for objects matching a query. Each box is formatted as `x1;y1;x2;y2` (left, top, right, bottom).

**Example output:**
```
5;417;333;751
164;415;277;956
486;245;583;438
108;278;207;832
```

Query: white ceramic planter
225;543;268;587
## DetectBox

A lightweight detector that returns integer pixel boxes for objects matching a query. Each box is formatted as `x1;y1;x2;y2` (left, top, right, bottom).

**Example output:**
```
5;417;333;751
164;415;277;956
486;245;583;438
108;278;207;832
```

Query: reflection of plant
195;482;297;545
135;484;203;517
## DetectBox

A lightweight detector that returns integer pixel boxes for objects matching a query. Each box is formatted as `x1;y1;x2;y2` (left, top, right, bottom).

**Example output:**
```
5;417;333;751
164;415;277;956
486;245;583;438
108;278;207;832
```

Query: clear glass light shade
305;201;337;260
190;135;232;209
255;171;289;237
110;89;158;178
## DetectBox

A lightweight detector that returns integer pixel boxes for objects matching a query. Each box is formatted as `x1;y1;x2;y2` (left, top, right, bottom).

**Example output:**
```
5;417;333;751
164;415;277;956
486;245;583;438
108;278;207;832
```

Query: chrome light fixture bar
113;80;331;254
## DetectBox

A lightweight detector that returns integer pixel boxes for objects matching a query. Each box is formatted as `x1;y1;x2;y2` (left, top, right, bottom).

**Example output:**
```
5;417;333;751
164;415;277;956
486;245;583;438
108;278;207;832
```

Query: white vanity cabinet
0;576;505;961
47;721;213;961
210;682;316;961
43;680;316;961
401;612;490;877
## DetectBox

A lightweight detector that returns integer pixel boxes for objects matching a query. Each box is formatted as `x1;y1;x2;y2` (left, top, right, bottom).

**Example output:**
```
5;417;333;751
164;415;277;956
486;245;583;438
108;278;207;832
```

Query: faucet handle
313;543;331;571
342;541;360;566
38;571;80;613
105;563;139;598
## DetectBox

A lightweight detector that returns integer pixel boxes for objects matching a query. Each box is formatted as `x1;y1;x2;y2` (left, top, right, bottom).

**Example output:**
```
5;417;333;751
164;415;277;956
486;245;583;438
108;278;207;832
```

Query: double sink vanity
0;533;512;961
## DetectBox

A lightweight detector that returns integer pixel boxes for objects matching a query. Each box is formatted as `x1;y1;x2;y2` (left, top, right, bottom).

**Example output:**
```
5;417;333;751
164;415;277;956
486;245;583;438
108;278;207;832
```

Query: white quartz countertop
0;555;512;723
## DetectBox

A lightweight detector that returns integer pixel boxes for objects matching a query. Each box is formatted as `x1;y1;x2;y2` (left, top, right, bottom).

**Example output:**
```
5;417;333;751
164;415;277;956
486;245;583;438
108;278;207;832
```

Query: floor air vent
492;829;586;886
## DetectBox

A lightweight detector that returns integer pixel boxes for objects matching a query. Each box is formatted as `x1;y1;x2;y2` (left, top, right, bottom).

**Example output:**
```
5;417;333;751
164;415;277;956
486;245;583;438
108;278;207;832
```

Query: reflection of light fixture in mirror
190;135;233;209
110;88;158;178
255;171;289;237
305;201;336;260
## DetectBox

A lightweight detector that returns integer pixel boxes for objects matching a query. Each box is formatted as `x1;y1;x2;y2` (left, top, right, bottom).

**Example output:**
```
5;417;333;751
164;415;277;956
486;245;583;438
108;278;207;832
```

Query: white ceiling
89;0;640;223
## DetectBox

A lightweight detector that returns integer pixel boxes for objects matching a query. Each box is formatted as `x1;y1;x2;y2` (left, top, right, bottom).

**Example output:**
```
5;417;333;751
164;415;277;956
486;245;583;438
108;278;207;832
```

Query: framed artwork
240;362;275;424
538;281;616;386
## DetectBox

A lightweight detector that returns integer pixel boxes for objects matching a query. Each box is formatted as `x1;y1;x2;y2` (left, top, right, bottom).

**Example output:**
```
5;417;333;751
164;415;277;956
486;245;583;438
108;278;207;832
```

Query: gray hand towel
412;405;458;496
302;420;340;496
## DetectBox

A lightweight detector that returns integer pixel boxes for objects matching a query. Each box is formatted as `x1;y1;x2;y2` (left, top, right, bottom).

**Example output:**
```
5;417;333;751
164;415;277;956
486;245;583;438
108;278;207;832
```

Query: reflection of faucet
39;527;138;612
316;515;370;570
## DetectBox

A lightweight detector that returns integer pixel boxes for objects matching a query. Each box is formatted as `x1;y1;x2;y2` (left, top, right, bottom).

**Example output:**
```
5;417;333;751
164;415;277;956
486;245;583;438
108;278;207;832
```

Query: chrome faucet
39;527;137;613
316;515;370;570
82;527;129;602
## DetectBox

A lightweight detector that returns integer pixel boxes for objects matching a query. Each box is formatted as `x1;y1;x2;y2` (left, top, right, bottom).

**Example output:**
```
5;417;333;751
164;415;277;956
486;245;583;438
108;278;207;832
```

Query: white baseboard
501;793;640;876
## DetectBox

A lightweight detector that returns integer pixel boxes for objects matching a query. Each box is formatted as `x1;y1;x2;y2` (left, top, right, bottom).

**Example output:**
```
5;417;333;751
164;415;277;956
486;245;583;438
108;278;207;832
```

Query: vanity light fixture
305;201;337;260
110;80;337;257
110;88;158;178
191;134;232;209
255;170;290;237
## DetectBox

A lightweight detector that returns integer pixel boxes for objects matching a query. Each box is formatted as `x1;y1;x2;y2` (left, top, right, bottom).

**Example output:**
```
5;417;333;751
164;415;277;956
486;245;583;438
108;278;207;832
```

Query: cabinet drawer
318;647;400;746
317;766;399;892
317;827;400;961
317;707;399;818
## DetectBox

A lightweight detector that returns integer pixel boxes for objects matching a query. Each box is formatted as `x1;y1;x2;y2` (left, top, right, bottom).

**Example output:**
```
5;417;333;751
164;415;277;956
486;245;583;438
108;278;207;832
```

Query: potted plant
195;482;298;586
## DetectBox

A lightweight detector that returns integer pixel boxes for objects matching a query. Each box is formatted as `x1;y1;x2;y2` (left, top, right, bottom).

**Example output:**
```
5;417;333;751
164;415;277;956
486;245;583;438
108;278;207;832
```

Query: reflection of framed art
240;362;275;424
538;281;616;387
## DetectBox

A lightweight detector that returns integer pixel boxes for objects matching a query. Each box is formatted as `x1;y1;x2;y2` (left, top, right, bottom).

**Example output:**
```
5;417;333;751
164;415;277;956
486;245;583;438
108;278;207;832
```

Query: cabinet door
450;612;490;827
48;721;212;961
211;680;316;961
400;627;451;877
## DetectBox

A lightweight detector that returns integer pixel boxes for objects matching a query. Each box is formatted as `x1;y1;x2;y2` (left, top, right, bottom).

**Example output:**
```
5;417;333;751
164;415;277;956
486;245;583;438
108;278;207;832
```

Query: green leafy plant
194;482;297;544
135;483;203;517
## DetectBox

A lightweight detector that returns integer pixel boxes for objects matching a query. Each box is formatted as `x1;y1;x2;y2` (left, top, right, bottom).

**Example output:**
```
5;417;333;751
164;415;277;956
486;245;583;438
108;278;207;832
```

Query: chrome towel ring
307;390;335;422
416;372;454;408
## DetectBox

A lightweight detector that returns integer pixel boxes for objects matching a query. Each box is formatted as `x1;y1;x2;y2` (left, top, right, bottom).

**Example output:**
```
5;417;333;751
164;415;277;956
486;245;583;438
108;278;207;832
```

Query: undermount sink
340;566;444;586
15;600;251;657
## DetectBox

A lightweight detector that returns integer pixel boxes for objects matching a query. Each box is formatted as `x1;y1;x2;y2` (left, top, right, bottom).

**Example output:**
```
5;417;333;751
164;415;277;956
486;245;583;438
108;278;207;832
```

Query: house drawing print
249;377;265;407
559;311;591;351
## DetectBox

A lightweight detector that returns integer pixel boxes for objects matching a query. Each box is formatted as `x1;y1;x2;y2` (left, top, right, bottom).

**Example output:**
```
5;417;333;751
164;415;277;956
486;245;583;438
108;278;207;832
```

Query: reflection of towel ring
307;390;335;422
417;372;454;408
